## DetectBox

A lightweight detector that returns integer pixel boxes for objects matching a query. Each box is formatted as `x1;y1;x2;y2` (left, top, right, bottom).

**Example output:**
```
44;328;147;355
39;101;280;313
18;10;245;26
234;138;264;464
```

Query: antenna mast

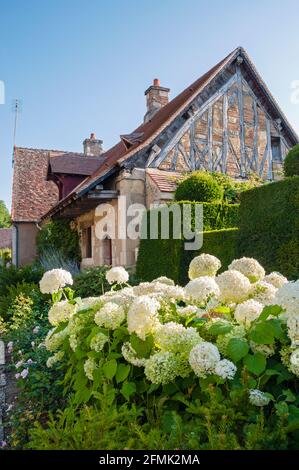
12;99;21;166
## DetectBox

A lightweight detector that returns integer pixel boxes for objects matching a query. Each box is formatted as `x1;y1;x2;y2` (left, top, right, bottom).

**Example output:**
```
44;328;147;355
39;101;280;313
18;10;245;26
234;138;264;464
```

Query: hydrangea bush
39;256;299;445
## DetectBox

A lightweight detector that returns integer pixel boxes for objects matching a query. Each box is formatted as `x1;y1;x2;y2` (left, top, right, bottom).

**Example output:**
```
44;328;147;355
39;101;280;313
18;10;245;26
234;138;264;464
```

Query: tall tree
0;200;11;228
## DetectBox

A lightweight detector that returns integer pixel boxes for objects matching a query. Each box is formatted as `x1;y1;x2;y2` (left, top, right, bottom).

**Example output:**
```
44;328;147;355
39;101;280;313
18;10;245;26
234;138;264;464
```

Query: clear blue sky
1;0;299;210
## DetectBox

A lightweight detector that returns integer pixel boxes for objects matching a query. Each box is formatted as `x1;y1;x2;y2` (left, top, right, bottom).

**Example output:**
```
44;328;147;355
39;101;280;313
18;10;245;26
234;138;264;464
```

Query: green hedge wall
136;200;239;284
237;176;299;279
136;228;238;285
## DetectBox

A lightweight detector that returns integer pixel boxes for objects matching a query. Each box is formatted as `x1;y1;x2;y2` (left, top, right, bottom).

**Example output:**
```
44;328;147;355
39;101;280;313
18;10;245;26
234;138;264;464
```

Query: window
102;237;112;265
271;137;282;162
82;226;92;259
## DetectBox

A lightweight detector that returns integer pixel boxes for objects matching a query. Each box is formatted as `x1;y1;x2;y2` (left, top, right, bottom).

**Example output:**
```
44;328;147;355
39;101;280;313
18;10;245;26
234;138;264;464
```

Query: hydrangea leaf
121;382;136;400
130;334;153;358
227;338;249;362
115;363;131;383
259;305;283;321
103;359;117;380
208;321;233;336
243;353;266;376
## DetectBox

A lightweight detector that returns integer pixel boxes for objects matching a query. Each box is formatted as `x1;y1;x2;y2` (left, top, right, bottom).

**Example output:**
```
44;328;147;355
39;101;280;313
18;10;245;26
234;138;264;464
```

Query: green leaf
103;359;117;380
259;305;283;321
283;389;296;402
208;321;233;336
244;353;266;376
227;338;249;362
121;382;136;400
249;322;275;344
115;363;131;383
214;306;231;314
130;334;153;358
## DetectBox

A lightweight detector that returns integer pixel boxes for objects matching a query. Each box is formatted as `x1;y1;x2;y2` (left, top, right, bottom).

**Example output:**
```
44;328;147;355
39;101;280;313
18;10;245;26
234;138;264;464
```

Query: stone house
11;47;298;267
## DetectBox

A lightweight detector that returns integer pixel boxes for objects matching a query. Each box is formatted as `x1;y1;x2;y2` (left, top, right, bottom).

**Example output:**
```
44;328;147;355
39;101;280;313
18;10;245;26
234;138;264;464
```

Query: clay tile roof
12;147;65;222
147;169;183;192
0;228;12;249
49;153;104;176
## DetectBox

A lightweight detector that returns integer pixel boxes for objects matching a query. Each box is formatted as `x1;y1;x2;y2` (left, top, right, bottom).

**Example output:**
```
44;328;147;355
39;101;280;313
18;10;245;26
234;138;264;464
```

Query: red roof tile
0;228;12;249
147;169;183;192
49;153;104;176
12;147;64;222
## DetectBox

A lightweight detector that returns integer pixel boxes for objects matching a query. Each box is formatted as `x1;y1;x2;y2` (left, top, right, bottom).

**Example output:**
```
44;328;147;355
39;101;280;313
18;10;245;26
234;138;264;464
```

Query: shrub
284;144;299;177
36;220;81;264
237;176;299;279
175;171;223;202
0;264;44;297
136;202;239;283
73;266;110;297
31;262;299;450
211;172;263;203
0;248;11;266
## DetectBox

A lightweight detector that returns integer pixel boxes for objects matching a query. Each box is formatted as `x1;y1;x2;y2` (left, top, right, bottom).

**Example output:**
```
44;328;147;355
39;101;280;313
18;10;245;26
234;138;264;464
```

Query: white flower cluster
188;253;221;280
121;342;147;367
188;342;220;378
214;359;237;380
263;272;288;289
48;300;77;326
249;389;271;406
46;351;65;368
289;348;299;376
274;280;299;316
106;266;129;285
229;257;265;283
40;269;73;294
287;315;299;347
127;296;160;340
234;299;263;327
94;302;125;329
216;270;252;304
154;322;201;355
144;351;189;384
90;332;109;352
44;327;69;352
185;276;220;305
252;281;277;305
84;357;97;380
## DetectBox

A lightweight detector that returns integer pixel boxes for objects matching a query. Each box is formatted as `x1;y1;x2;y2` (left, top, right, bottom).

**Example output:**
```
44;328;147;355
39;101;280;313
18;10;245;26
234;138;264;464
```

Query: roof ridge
15;146;83;154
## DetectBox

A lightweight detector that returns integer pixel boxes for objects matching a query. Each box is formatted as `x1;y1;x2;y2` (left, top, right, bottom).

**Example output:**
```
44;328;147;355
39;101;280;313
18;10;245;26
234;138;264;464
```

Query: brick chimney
83;133;104;156
144;78;170;123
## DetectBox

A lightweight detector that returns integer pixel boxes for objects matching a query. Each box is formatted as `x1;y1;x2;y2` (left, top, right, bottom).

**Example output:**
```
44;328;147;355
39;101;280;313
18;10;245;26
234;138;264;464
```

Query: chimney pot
144;79;170;123
83;133;104;157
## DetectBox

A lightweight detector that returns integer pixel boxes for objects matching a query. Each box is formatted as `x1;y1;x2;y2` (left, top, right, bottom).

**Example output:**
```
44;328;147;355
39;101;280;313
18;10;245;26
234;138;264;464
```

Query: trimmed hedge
237;176;299;279
284;144;299;177
136;200;239;284
136;228;238;284
175;171;223;202
37;220;81;263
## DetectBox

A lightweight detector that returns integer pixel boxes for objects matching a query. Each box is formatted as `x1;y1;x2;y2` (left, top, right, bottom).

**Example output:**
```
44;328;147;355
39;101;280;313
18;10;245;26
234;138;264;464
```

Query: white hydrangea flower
216;270;252;304
48;300;77;326
46;351;65;368
252;281;277;305
250;341;275;358
234;299;263;327
121;342;147;367
144;351;190;384
214;359;237;380
127;295;160;340
177;305;198;317
188;253;221;280
153;276;175;286
90;332;109;352
84;357;96;381
287;314;299;347
100;287;135;308
44;327;69;352
249;389;271;406
185;276;220;305
189;342;220;378
94;302;125;329
40;269;73;294
289;348;299;376
76;297;102;311
106;266;129;285
274;281;299;317
154;322;201;354
229;257;265;283
263;272;288;289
